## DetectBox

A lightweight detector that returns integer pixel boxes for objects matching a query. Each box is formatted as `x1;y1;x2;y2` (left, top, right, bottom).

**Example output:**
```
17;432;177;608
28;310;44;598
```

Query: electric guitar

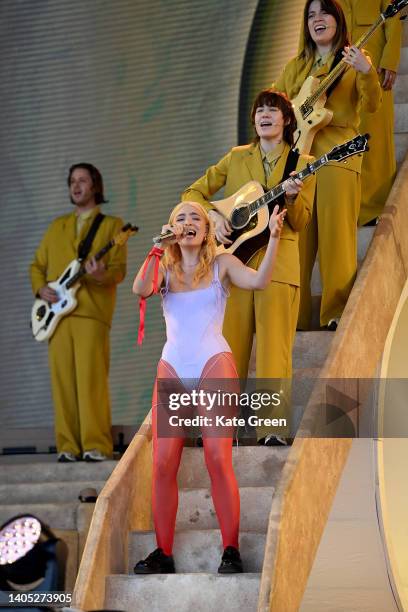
212;134;369;263
292;0;408;154
31;223;138;342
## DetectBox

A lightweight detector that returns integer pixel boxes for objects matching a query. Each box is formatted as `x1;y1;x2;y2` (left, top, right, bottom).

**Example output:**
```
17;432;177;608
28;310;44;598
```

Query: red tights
152;352;240;555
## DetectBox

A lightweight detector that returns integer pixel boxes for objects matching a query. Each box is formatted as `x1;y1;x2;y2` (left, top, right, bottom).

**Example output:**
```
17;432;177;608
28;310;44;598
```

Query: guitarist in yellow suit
275;0;381;330
182;90;316;443
337;0;402;226
30;163;127;462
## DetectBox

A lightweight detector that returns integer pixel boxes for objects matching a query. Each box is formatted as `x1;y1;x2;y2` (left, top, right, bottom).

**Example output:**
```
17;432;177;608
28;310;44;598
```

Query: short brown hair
301;0;349;61
251;89;297;146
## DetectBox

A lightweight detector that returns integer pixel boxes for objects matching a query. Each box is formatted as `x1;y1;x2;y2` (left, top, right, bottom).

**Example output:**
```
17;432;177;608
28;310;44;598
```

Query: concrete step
178;446;289;489
105;573;260;612
395;132;408;164
399;47;408;74
293;331;333;370
129;529;266;573
292;332;334;409
176;486;274;532
395;102;408;132
0;502;78;530
394;73;408;103
357;227;375;263
0;480;104;504
293;368;320;408
0;459;117;485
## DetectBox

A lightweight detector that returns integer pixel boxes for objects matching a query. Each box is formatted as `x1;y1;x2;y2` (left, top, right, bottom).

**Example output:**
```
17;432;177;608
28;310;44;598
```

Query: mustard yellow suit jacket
336;0;402;224
30;208;127;327
338;0;402;70
274;53;381;171
182;142;316;287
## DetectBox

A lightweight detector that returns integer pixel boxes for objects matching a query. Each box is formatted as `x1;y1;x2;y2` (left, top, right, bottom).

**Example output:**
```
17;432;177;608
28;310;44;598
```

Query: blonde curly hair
163;201;217;287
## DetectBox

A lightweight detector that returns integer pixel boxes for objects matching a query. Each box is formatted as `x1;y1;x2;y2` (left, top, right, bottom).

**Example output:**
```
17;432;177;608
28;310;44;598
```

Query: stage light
0;515;59;593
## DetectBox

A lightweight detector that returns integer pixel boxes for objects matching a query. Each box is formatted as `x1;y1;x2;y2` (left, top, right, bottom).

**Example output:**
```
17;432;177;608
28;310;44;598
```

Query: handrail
72;413;153;611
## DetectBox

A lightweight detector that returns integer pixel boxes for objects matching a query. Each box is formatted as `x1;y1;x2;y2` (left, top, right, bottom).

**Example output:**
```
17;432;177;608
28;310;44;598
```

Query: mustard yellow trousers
298;165;360;329
223;267;299;440
48;316;113;456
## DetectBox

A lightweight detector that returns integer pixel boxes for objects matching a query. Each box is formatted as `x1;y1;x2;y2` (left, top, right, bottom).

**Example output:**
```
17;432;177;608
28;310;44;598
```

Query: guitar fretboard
300;14;384;116
248;154;328;215
66;239;115;289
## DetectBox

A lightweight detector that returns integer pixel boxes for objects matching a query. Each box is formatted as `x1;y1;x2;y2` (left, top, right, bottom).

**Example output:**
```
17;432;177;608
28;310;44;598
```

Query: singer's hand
160;223;185;246
269;205;286;238
208;210;232;245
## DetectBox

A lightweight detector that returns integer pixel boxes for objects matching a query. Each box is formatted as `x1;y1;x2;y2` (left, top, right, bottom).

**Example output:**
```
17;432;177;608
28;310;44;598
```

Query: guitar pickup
35;305;47;321
45;312;55;327
300;105;313;119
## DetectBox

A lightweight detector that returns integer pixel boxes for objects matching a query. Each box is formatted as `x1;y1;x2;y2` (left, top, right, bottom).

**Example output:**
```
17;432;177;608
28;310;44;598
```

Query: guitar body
292;76;334;155
31;260;81;342
209;133;370;264
212;181;273;264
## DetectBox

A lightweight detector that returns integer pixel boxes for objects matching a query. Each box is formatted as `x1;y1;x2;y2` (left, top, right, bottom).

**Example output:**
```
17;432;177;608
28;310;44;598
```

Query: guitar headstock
327;134;369;163
113;223;139;246
383;0;408;19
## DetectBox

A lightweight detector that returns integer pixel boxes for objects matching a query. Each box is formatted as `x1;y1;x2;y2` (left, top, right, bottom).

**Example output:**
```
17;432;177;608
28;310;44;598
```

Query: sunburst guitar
292;0;408;154
212;135;369;263
31;223;138;342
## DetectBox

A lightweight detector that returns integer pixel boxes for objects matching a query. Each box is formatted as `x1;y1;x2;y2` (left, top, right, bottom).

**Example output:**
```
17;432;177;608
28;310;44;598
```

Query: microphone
153;226;187;245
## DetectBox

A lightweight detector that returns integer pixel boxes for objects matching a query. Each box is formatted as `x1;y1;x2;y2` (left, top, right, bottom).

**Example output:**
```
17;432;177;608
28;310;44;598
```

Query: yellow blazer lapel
243;144;266;186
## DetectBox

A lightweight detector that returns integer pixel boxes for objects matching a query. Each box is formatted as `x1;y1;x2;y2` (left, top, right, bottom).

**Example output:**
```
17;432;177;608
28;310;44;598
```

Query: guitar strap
77;213;105;262
326;48;346;99
278;148;300;209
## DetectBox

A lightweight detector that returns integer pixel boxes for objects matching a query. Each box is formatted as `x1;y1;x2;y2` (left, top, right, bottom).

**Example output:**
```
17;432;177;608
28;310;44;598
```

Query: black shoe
257;435;291;446
133;548;175;574
326;318;339;331
218;546;243;574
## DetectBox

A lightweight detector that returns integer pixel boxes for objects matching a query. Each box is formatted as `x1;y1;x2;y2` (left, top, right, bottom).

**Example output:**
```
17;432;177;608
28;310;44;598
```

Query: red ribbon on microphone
138;245;164;345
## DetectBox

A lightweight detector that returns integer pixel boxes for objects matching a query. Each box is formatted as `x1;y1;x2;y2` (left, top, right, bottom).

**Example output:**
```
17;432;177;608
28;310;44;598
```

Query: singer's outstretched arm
132;254;165;298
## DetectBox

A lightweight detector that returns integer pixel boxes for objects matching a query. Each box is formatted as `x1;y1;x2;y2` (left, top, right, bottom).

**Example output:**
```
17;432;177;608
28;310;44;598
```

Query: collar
75;205;101;221
260;141;286;165
312;50;335;73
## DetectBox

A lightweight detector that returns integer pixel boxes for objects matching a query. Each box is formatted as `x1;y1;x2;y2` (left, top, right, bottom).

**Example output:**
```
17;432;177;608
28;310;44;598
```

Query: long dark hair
301;0;349;61
251;89;297;147
67;163;108;204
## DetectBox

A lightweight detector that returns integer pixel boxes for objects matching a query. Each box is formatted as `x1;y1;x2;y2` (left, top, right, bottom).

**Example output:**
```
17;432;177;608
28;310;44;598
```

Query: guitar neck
66;239;115;289
305;14;384;109
249;154;328;215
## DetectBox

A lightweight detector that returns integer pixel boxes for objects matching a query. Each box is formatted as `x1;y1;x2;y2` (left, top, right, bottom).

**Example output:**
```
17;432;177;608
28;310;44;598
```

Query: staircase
100;328;336;610
0;456;116;590
104;447;285;611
